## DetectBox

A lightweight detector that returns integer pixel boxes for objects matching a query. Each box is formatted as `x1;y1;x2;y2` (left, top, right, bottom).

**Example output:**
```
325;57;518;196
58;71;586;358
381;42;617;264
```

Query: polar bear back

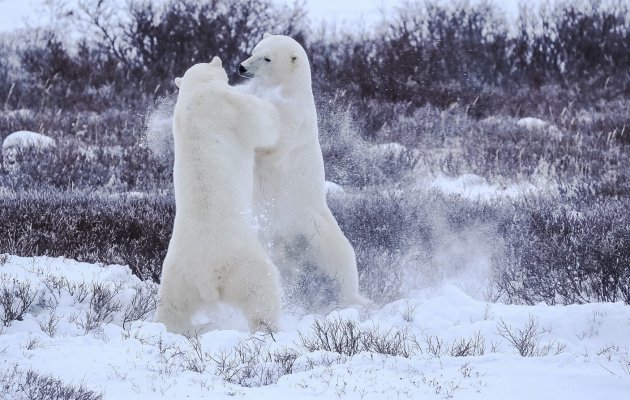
172;69;275;228
174;90;252;211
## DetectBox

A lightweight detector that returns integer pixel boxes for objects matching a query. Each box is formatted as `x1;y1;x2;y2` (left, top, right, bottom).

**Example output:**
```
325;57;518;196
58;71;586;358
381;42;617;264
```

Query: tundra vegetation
0;0;628;306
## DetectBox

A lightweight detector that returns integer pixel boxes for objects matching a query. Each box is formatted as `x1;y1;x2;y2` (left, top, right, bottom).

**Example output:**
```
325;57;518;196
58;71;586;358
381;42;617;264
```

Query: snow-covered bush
496;316;566;357
209;336;300;387
0;277;37;327
0;191;173;281
0;365;103;400
299;316;417;358
497;197;630;305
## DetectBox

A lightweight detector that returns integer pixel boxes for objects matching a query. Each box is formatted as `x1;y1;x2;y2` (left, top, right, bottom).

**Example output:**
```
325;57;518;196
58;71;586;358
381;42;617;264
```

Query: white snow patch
2;130;55;151
479;115;503;125
368;142;408;158
3;108;34;119
2;130;56;171
428;173;538;200
517;117;549;130
517;117;563;140
0;255;629;399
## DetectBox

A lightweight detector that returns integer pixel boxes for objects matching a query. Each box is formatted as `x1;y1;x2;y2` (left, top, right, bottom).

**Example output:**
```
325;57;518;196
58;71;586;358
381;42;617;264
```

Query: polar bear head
238;34;311;89
175;56;228;89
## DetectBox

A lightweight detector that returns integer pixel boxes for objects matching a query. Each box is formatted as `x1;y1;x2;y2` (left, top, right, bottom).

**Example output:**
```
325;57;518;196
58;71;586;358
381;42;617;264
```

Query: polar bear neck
243;74;312;101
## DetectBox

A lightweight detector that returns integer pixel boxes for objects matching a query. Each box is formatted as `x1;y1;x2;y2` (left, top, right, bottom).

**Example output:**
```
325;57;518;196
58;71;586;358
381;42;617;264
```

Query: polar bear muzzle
238;64;254;78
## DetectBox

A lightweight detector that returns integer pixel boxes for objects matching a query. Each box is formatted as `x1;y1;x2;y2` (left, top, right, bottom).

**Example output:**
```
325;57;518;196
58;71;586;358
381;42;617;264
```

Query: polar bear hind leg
156;271;205;335
219;246;282;332
309;210;370;306
156;251;222;335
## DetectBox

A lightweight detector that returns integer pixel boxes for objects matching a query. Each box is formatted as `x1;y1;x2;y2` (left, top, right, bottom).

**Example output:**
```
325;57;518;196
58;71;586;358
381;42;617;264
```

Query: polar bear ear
174;77;182;88
263;32;273;39
210;56;222;67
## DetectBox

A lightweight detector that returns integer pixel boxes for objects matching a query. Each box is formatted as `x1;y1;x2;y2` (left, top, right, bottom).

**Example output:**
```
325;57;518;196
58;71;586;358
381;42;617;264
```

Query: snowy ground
1;255;629;399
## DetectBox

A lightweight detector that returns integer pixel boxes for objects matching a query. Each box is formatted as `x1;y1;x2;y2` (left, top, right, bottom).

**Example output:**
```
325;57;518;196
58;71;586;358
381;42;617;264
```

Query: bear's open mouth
239;70;255;79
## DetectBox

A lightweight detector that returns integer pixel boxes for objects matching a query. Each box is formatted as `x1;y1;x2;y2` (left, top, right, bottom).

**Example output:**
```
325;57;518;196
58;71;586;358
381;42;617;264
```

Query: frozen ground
1;255;629;399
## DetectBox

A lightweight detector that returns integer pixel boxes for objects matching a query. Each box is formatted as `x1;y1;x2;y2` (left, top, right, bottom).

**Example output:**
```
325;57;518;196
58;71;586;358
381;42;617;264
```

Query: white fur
155;57;282;334
239;35;368;306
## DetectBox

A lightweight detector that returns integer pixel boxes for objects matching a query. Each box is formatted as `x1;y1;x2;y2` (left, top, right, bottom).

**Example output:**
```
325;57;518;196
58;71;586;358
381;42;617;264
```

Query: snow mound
3;130;55;151
1;255;629;399
2;130;56;171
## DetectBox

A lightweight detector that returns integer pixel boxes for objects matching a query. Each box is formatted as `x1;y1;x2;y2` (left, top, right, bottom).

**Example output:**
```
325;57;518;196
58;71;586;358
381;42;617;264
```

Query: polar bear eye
264;57;271;62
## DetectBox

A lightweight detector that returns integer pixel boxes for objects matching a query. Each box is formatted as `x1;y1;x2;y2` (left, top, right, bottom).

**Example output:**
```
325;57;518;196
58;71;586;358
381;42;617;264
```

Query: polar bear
238;34;368;306
155;57;282;334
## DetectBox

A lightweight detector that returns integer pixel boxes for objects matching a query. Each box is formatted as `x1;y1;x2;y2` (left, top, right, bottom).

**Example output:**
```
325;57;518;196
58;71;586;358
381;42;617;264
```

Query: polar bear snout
239;64;254;78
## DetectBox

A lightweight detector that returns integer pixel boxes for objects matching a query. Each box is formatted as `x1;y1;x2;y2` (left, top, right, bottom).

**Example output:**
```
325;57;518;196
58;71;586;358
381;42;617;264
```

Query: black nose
238;64;247;74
